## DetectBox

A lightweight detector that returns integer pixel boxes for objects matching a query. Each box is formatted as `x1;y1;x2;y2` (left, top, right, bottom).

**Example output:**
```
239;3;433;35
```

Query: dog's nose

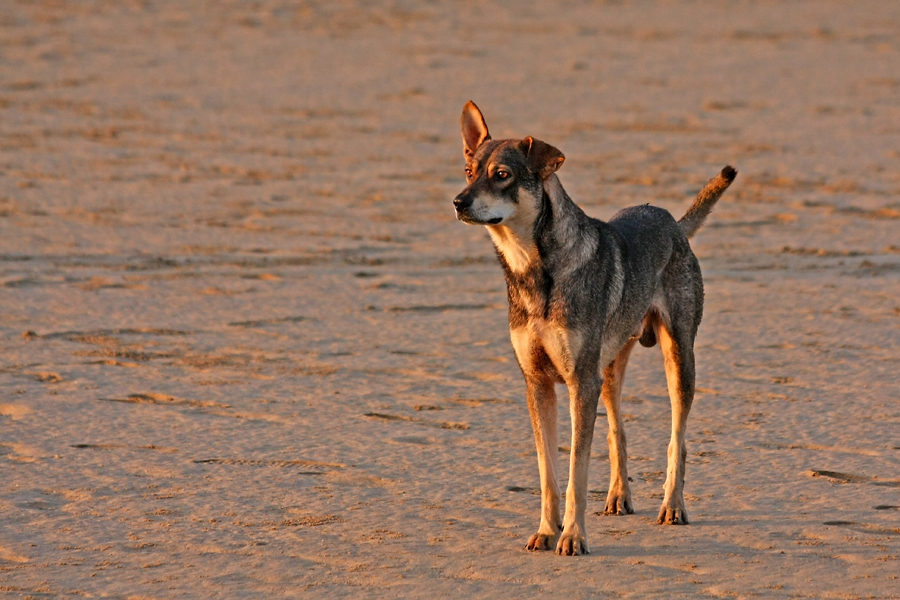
453;193;473;212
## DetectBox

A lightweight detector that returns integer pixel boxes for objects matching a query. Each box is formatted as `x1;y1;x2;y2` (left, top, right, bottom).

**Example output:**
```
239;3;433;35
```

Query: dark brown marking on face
463;140;543;205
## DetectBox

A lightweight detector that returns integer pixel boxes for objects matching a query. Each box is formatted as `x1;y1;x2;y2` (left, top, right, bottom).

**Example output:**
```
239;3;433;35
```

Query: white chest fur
486;225;536;273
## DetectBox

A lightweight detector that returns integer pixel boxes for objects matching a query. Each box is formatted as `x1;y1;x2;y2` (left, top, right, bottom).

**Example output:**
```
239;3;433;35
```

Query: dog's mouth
456;211;503;226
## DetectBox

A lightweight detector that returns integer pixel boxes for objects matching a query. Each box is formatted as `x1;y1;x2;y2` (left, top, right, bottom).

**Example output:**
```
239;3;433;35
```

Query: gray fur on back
508;184;703;370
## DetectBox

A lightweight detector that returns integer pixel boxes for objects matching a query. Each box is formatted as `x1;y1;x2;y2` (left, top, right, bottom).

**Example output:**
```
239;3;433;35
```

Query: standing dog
453;101;735;556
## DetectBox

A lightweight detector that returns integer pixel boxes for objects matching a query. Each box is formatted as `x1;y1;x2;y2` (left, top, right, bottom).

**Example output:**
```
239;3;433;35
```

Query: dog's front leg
523;373;561;551
558;372;601;556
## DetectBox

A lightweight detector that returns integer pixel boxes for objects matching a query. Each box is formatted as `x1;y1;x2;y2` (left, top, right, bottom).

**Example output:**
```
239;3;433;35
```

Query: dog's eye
496;170;510;180
465;168;473;180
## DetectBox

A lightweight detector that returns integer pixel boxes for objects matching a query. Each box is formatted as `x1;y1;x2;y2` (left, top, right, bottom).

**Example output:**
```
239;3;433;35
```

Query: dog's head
453;101;565;227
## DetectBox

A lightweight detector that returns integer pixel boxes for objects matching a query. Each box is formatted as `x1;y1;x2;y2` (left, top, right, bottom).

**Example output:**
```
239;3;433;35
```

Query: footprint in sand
363;412;469;430
507;486;607;501
102;393;230;408
806;469;900;488
27;371;63;383
823;521;900;535
71;443;178;453
228;315;305;327
386;303;501;313
0;404;31;420
191;457;344;476
0;547;29;563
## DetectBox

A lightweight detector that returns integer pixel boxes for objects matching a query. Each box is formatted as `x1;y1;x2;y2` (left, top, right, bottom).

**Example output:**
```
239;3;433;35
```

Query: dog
453;101;735;556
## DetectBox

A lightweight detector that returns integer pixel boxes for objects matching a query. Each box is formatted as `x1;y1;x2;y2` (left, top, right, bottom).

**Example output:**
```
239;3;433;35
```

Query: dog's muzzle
454;191;503;225
453;192;475;222
453;192;473;212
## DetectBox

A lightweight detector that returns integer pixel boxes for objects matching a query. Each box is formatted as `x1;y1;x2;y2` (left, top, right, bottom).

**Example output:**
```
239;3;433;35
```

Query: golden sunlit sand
1;1;898;596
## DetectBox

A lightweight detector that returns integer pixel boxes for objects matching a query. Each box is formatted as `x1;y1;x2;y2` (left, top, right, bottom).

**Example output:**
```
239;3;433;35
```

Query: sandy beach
1;1;899;597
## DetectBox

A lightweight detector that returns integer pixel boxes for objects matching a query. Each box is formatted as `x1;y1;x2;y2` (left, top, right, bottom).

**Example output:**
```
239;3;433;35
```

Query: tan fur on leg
557;374;601;555
524;374;561;550
511;328;563;550
602;338;637;516
655;321;694;525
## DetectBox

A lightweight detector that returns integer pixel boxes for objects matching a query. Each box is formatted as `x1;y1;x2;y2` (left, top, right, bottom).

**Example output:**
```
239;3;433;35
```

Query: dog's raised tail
679;166;737;239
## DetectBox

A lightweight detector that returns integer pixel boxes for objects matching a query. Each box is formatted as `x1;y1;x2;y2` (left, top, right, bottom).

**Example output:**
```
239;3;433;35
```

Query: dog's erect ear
461;101;491;158
521;136;565;179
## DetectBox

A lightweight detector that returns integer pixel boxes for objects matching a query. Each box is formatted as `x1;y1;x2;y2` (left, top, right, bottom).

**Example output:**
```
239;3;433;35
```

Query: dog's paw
657;499;689;525
603;489;634;516
525;532;557;551
555;530;589;556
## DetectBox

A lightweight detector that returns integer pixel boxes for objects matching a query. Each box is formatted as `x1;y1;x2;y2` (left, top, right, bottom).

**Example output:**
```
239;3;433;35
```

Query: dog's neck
486;174;588;274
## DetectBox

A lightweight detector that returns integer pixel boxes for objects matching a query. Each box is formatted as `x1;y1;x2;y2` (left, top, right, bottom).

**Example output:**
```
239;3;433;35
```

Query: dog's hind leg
523;374;562;551
602;337;638;516
655;318;696;525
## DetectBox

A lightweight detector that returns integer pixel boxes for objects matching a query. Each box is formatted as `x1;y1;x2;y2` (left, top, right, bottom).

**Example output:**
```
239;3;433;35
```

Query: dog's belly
512;313;645;384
